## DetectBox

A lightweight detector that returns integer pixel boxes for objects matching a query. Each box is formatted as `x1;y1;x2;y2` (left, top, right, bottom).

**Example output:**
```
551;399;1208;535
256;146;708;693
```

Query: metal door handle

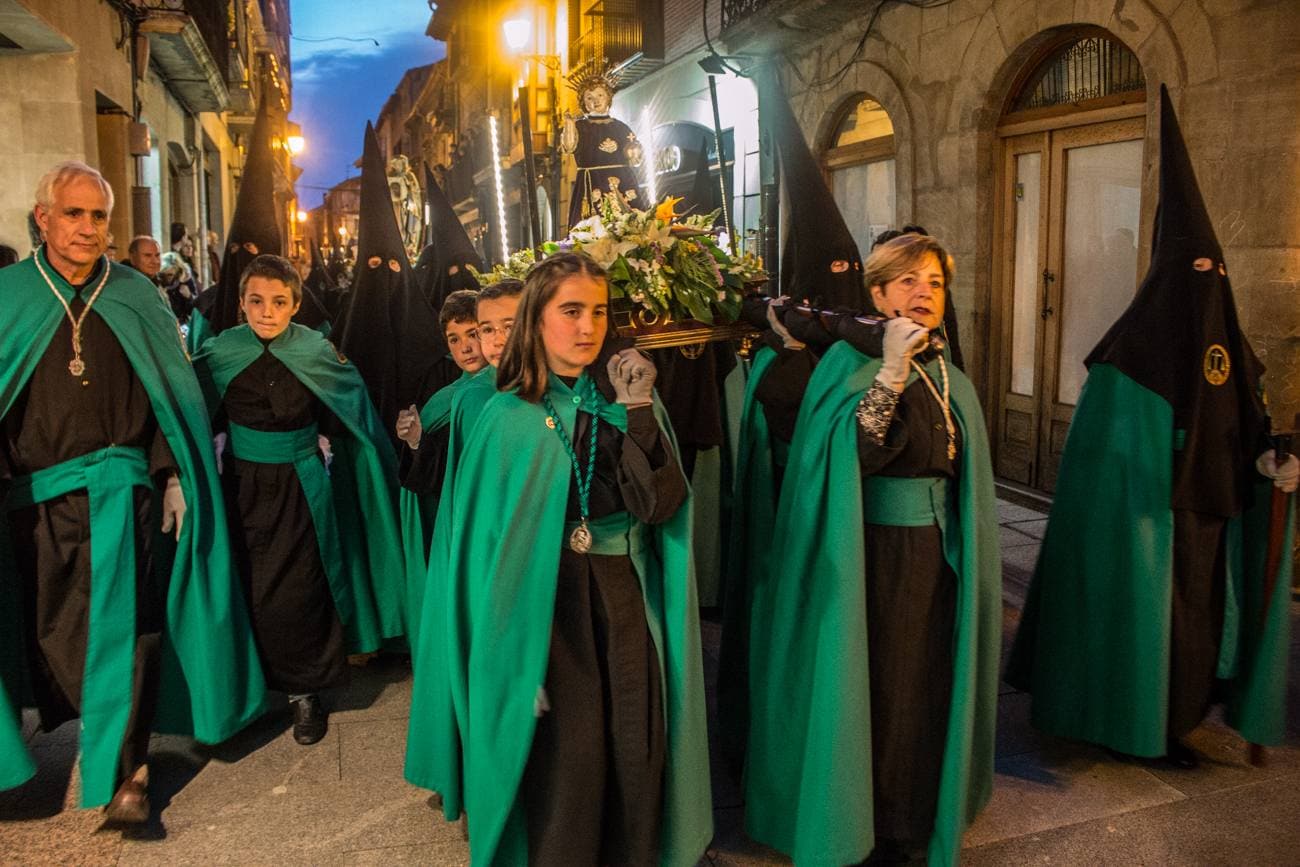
1041;269;1056;319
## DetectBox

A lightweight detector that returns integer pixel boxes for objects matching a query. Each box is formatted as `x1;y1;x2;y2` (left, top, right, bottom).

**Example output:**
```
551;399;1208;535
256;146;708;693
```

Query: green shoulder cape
192;323;406;647
404;363;500;819
744;341;1001;867
0;254;267;805
440;374;712;866
716;345;777;775
400;369;474;636
1005;363;1293;754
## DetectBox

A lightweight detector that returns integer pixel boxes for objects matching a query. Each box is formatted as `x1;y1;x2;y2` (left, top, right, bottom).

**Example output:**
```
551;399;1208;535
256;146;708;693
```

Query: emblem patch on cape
329;340;348;364
1203;344;1230;385
598;138;618;154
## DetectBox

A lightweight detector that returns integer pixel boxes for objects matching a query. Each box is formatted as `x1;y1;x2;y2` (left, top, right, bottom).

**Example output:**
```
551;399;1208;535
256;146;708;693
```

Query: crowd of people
0;81;1297;867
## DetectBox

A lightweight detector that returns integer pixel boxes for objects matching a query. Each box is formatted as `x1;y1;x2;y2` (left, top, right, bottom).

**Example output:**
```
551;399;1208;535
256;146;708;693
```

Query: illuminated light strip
641;107;658;209
488;114;510;262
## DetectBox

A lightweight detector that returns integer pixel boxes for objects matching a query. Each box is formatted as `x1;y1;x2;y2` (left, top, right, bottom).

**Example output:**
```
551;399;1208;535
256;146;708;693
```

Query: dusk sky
289;0;445;207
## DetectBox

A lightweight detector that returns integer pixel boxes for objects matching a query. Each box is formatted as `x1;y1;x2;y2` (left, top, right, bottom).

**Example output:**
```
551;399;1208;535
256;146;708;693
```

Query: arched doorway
992;29;1147;492
821;95;896;257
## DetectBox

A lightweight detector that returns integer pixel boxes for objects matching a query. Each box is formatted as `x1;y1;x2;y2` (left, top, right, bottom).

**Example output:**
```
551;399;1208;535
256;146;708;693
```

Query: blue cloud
289;0;445;199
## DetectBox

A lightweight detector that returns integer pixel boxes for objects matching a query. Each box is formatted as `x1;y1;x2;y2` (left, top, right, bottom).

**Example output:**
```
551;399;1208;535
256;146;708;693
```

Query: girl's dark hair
496;252;607;402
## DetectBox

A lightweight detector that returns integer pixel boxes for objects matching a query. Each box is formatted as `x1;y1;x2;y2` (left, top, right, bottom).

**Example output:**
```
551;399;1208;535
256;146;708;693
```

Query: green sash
1006;363;1293;754
861;475;953;528
744;342;1001;867
438;374;712;866
193;323;404;649
226;422;359;630
0;251;267;807
5;446;149;805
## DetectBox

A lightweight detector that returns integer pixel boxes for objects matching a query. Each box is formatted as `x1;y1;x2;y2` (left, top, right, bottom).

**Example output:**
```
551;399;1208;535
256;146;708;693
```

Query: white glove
396;404;423;450
160;474;186;540
607;348;657;407
318;435;334;471
766;297;805;350
876;316;930;391
212;432;227;475
1256;450;1299;494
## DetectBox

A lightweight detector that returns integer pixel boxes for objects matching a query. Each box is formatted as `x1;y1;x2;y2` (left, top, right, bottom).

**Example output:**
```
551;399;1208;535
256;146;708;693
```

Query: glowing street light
502;17;531;53
295;209;308;223
286;134;305;156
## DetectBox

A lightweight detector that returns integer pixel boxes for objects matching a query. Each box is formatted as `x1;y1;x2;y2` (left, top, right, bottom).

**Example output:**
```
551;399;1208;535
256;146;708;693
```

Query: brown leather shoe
104;766;150;824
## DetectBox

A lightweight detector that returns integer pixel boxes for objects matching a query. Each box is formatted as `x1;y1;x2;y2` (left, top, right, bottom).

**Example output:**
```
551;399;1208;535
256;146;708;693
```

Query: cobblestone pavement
3;499;1298;865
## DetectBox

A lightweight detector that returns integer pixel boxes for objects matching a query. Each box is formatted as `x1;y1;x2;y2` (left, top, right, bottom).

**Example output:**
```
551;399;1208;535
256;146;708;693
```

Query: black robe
523;403;687;866
1;269;175;783
567;115;644;228
854;379;962;848
217;347;347;695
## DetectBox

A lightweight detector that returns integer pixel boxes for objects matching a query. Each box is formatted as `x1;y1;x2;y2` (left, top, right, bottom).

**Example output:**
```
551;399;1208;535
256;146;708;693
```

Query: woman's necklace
33;246;111;377
540;378;601;553
910;355;957;461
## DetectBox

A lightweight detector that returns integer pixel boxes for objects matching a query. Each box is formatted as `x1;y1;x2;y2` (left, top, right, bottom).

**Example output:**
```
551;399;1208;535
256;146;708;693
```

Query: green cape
716;345;777;773
404;363;498;817
1005;363;1293;754
0;254;267;805
193;323;406;647
400;369;474;639
438;374;712;866
744;342;1001;867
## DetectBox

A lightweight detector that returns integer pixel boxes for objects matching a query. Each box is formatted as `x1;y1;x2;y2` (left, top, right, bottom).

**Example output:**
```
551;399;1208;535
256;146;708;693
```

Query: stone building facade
718;0;1298;496
0;0;301;282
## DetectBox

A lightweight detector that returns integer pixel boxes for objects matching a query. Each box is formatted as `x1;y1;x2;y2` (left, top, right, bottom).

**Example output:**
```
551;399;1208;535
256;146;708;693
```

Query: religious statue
386;154;424;260
560;62;645;229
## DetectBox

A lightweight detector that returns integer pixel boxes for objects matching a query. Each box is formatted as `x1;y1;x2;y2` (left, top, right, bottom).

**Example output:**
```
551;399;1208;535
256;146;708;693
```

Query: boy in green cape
1;162;265;822
192;255;404;746
395;289;487;633
744;235;1000;866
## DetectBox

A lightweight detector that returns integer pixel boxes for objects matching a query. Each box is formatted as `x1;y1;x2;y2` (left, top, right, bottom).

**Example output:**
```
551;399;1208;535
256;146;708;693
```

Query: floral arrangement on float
474;197;766;352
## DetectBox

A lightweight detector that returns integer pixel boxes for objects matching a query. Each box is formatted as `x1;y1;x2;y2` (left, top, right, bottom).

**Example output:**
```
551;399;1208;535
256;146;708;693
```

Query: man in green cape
1005;86;1295;766
439;371;711;865
743;337;1001;867
193;269;406;737
1;162;266;820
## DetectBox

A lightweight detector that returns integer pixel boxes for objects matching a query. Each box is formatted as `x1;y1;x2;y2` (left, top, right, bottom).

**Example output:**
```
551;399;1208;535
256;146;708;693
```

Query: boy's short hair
476;278;524;313
439;289;480;331
239;253;303;303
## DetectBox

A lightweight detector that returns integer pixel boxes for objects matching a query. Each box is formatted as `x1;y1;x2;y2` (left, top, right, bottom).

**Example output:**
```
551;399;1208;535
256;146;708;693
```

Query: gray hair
34;161;115;214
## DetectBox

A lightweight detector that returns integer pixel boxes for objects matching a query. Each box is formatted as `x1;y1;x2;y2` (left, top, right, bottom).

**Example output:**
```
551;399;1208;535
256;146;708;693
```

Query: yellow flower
655;196;684;223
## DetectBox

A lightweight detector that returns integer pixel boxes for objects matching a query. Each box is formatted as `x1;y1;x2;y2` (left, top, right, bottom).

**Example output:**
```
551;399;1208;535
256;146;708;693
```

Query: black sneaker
291;694;328;745
1163;737;1200;770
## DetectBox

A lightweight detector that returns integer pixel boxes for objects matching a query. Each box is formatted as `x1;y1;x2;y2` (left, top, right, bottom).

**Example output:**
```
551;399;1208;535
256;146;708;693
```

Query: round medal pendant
68;357;85;377
569;521;593;554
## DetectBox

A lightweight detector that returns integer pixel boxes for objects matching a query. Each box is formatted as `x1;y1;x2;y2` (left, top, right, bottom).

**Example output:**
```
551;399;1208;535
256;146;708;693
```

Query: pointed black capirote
197;99;284;333
413;162;481;311
753;65;864;308
334;123;454;441
293;238;336;330
1086;84;1266;517
685;135;720;221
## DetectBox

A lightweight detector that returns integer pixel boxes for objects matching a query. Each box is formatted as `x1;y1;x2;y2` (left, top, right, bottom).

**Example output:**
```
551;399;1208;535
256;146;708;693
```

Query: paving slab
996;501;1046;524
338;716;411;783
963;742;1187;849
999;524;1038;549
1007;518;1048;540
962;771;1300;866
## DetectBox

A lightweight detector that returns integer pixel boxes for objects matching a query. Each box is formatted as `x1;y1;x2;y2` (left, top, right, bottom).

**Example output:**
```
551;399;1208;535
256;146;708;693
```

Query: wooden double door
994;116;1145;492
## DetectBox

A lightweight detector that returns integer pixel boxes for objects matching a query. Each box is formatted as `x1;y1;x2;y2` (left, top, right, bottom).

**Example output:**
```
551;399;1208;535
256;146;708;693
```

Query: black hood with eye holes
334;123;455;443
196;99;283;334
1085;84;1266;518
413;162;482;312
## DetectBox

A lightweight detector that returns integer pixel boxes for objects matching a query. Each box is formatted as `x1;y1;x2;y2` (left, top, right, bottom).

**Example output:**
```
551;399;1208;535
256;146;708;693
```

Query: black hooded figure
686;135;720;222
1006;85;1284;766
189;99;282;352
412;163;482;313
334;123;450;446
301;239;342;328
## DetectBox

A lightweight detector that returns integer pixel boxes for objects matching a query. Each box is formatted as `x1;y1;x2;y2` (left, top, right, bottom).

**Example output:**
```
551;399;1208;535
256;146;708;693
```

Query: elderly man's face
130;239;162;278
34;175;110;278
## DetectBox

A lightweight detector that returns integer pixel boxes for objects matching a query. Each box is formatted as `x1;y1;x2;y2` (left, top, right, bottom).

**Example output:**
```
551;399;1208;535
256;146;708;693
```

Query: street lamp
286;134;305;156
296;209;308;223
502;17;531;53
